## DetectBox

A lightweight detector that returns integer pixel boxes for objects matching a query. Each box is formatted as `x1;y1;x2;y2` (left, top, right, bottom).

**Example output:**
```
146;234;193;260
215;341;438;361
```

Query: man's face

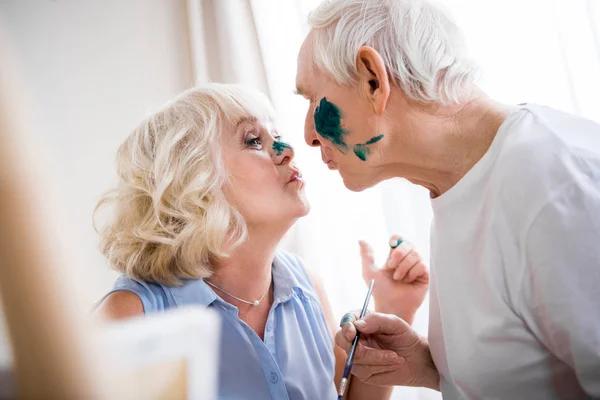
295;34;386;192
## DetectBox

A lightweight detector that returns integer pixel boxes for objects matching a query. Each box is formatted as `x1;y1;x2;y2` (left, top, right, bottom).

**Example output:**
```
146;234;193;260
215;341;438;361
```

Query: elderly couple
96;0;600;399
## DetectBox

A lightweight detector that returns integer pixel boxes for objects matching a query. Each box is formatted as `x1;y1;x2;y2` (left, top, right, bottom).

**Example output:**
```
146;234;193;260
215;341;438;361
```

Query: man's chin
340;170;374;192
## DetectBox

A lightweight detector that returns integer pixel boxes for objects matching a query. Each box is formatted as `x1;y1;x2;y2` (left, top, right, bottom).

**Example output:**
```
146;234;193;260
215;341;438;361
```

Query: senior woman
296;0;600;399
95;83;429;399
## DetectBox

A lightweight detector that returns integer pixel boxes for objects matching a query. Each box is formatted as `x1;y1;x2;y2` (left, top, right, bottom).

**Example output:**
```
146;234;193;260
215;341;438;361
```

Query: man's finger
339;311;358;327
355;367;411;387
354;312;411;335
392;249;420;280
385;234;403;265
359;240;376;283
335;314;362;351
341;317;357;338
386;241;413;269
351;364;404;382
353;343;404;366
388;234;403;250
335;329;353;352
404;261;429;284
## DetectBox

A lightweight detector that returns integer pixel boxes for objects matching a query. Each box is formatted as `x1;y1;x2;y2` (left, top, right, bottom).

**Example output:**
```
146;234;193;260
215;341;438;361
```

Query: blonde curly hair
94;83;275;285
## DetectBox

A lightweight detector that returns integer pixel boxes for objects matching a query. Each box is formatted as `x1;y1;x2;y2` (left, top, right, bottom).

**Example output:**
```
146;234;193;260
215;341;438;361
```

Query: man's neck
385;94;513;197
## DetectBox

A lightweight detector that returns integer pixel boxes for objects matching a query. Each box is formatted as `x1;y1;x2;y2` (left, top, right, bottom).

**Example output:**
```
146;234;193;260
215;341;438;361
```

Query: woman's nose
272;140;294;165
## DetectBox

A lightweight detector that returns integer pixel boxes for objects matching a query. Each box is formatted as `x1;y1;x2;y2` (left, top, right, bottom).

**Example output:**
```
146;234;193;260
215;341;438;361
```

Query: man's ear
356;46;391;115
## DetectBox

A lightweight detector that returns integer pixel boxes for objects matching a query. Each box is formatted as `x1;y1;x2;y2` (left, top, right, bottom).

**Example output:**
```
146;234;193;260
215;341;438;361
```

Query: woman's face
221;115;309;231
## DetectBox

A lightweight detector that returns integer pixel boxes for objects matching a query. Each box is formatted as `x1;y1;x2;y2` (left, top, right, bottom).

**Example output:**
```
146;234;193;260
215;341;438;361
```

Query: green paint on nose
272;140;292;156
313;97;349;153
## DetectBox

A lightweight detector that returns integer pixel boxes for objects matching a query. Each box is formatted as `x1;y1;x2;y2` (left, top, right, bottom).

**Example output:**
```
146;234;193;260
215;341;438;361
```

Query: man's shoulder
479;105;600;243
494;105;600;207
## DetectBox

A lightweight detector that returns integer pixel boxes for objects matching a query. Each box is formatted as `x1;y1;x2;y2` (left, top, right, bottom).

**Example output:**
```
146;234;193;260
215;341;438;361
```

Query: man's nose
304;110;321;147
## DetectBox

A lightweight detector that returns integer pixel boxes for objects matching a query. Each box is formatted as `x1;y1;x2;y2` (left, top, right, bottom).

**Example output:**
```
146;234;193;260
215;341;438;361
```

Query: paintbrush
337;279;375;399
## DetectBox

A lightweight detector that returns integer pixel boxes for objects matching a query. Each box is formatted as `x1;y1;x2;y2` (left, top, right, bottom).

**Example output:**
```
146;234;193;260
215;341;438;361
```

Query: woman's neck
208;227;282;307
385;93;513;197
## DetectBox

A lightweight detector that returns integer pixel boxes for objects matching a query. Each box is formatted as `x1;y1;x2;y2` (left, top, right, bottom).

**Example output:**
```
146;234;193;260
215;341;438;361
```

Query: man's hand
360;235;429;324
336;312;440;390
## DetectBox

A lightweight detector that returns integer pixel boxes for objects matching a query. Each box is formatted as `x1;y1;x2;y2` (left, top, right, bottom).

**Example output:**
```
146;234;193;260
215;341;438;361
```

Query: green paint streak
364;134;384;145
353;135;385;162
313;97;348;153
353;144;369;161
340;315;352;327
390;237;404;249
272;140;292;156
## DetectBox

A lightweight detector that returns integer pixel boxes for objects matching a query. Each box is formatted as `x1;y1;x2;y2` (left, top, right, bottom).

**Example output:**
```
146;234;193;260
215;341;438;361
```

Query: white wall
0;0;194;309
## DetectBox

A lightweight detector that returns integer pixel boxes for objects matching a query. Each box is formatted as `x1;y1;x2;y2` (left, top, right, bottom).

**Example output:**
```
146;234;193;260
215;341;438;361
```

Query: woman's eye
246;137;262;148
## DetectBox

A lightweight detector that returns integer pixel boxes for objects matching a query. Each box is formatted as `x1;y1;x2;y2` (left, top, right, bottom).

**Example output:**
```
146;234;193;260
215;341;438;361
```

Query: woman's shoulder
102;275;172;314
97;290;144;320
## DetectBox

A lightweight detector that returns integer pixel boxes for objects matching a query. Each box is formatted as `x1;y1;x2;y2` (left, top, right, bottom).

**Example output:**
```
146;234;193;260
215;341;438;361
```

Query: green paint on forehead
272;140;292;156
313;97;349;153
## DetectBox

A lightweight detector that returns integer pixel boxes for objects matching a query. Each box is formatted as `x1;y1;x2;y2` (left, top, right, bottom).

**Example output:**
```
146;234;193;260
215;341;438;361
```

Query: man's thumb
359;240;376;283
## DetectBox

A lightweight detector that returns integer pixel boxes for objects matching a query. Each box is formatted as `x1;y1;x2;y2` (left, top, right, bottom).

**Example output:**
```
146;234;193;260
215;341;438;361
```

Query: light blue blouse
106;251;338;400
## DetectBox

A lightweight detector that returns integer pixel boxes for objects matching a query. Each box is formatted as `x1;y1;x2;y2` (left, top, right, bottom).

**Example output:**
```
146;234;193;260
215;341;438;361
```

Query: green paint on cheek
313;97;349;153
364;134;384;145
353;134;385;162
272;140;292;156
353;144;369;161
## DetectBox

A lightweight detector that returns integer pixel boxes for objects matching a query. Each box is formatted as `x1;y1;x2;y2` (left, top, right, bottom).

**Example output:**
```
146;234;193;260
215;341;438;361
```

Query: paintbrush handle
337;280;374;398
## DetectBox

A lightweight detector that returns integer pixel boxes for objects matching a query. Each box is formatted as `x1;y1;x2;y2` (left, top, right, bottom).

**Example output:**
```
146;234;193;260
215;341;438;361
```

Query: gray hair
308;0;479;104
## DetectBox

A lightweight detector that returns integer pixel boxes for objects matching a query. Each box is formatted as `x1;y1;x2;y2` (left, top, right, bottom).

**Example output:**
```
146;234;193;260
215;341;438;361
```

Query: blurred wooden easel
0;25;219;400
0;24;109;400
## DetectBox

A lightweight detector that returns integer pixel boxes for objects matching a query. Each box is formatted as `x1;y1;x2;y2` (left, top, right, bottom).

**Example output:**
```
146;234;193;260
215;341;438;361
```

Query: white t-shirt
429;104;600;400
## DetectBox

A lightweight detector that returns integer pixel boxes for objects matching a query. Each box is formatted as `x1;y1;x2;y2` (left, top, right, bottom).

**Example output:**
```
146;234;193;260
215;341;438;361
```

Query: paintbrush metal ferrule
337;377;348;398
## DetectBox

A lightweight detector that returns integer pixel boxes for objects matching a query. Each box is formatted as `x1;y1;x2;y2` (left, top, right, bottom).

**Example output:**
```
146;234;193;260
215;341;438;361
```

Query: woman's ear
356;46;391;116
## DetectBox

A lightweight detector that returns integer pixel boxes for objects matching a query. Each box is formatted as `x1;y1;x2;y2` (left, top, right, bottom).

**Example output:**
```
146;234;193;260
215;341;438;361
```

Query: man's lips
324;159;337;170
322;149;337;170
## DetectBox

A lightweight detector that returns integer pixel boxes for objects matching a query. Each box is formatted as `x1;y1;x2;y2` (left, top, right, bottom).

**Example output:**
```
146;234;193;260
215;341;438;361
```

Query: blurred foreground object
97;307;220;400
0;23;108;400
0;24;220;400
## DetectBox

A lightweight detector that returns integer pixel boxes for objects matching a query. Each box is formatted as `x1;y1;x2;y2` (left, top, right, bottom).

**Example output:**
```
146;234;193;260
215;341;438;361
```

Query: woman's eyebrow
235;116;258;129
